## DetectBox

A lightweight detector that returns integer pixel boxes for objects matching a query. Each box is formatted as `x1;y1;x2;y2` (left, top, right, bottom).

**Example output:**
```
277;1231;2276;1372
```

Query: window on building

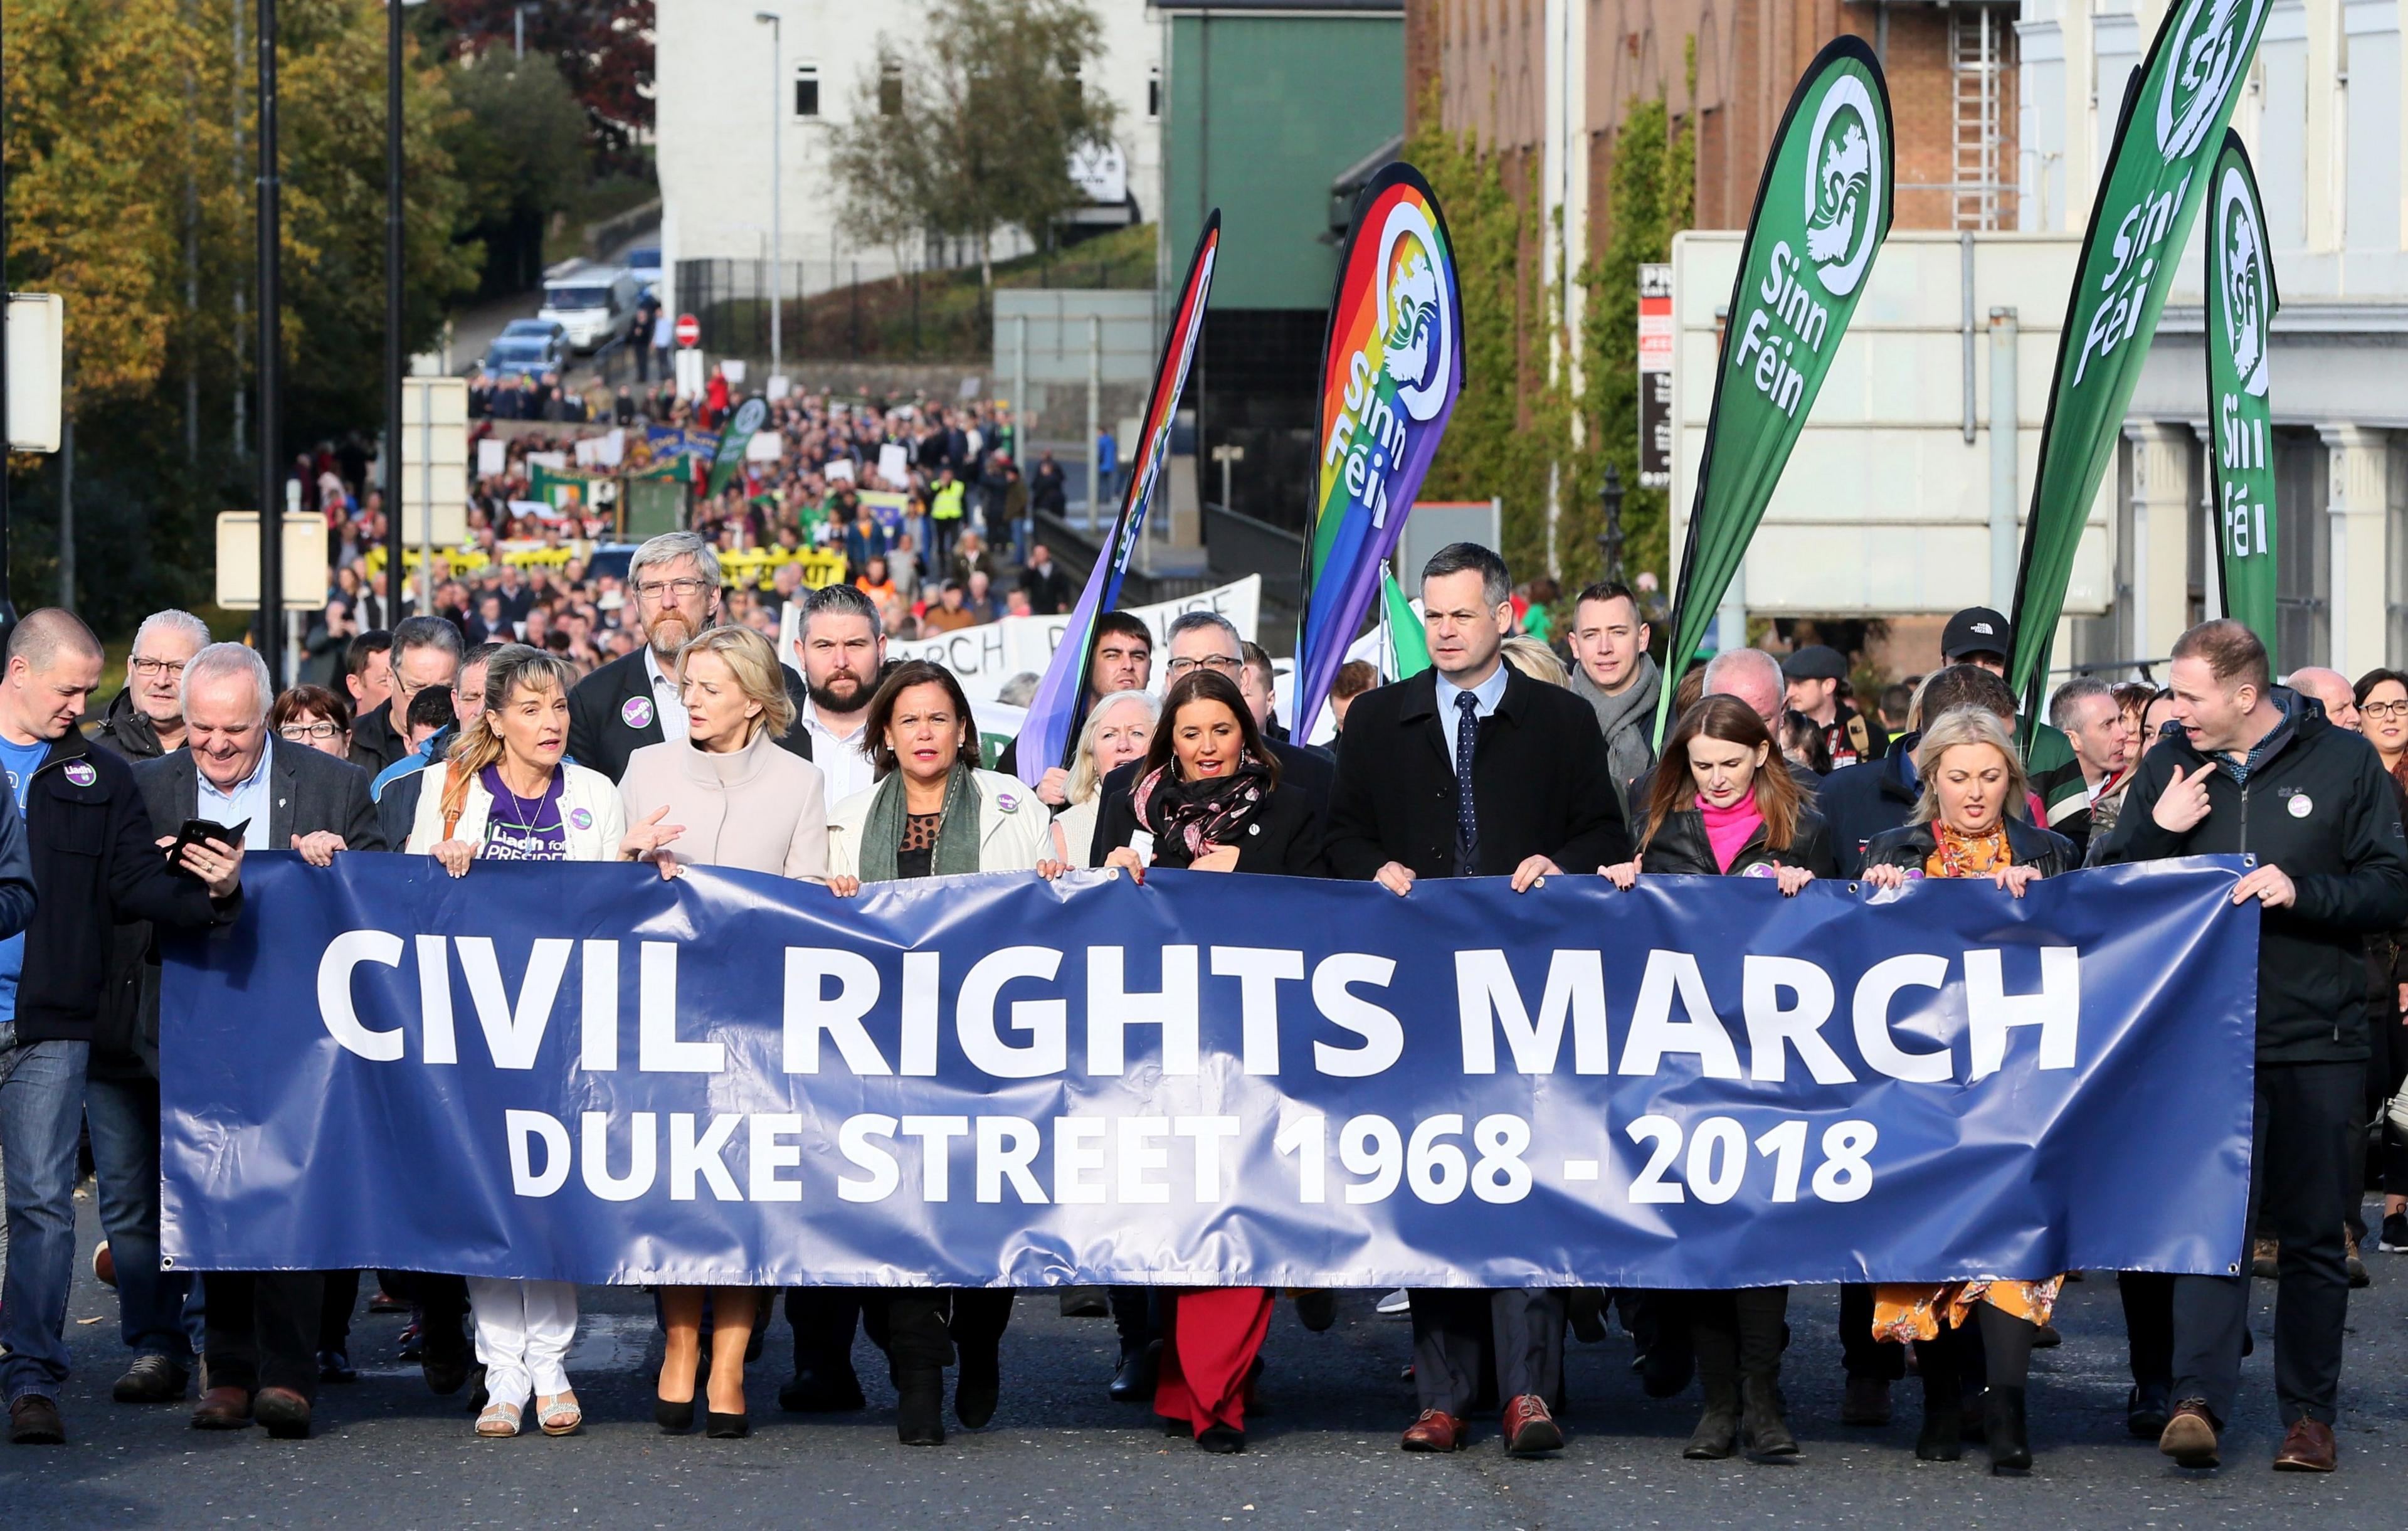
1148;65;1161;120
793;63;820;119
2276;428;2331;667
879;61;904;116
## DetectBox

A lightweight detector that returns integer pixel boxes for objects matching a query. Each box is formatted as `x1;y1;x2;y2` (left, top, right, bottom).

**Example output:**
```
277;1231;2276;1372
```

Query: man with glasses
564;531;813;783
347;617;460;775
89;610;210;761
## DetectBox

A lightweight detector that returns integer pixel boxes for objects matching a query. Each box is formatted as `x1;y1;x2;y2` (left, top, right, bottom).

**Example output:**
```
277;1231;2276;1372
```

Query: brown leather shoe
1400;1408;1467;1452
2158;1398;2221;1468
1502;1394;1564;1455
2273;1416;2338;1472
253;1386;312;1440
191;1385;255;1431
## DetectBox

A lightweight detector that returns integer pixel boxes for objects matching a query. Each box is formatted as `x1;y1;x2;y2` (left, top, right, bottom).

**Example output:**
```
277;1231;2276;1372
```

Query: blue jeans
84;1071;196;1364
0;1030;90;1402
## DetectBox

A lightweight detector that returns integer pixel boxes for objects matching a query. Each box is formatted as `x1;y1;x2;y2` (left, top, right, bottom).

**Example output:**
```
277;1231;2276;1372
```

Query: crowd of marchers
0;526;2399;1485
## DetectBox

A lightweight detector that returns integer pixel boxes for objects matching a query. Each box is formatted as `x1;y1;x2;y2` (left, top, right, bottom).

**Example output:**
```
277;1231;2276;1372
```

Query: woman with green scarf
825;659;1060;1446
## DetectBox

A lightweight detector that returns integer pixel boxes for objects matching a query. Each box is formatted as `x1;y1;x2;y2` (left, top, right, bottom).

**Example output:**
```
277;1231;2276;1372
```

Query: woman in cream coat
616;626;826;1438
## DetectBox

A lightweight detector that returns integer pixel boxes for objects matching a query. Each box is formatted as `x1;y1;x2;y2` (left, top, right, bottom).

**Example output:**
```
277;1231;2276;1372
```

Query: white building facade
2021;0;2408;677
654;0;1163;317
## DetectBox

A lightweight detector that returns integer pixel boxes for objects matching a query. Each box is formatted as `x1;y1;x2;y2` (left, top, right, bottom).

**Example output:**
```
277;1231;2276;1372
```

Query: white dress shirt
1434;664;1510;772
800;697;875;810
196;738;274;850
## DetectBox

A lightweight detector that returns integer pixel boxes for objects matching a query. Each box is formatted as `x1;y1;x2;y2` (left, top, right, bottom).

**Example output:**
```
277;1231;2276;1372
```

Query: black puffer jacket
2094;689;2408;1062
1861;815;2076;880
1639;805;1839;879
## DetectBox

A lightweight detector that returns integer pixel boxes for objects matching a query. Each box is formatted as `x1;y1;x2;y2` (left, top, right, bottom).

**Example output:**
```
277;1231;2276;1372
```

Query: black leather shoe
1984;1386;2032;1473
112;1355;191;1404
655;1395;695;1433
1108;1340;1161;1402
706;1411;750;1439
1196;1424;1245;1453
317;1349;358;1384
253;1386;312;1441
777;1366;867;1412
2126;1381;2172;1439
8;1396;65;1445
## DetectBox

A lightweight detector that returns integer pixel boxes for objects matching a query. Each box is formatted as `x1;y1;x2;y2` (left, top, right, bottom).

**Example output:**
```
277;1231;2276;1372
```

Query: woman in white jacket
406;645;640;1440
824;659;1062;1446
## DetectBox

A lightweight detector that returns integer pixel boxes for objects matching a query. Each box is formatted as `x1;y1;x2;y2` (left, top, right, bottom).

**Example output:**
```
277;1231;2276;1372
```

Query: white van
539;268;642;352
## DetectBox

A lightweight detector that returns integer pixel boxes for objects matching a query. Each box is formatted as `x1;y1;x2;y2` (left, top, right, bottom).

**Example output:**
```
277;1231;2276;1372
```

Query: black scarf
1134;758;1274;863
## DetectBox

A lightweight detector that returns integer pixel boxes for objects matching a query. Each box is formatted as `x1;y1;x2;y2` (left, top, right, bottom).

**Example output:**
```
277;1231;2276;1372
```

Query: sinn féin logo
1801;75;1881;299
1374;202;1454;422
2216;164;2271;398
2158;0;2264;159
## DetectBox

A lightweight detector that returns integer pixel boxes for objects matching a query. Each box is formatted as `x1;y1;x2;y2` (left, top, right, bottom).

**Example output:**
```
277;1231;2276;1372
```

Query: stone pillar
2123;422;2197;663
2321;423;2392;676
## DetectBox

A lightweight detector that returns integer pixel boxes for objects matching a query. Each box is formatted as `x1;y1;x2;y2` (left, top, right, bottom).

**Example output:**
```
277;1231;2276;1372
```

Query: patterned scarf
1924;820;2012;881
857;763;982;882
1134;758;1274;862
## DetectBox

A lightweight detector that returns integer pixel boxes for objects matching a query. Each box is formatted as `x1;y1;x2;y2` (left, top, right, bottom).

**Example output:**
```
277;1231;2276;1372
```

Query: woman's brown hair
862;659;982;778
270;684;352;735
1640;694;1803;853
1139;669;1280;789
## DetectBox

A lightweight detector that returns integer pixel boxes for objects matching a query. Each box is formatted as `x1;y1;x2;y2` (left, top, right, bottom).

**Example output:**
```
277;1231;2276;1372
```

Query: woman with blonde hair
406;645;635;1440
1599;694;1832;1462
618;624;829;1438
1500;634;1570;688
1048;689;1159;867
1860;704;2074;1473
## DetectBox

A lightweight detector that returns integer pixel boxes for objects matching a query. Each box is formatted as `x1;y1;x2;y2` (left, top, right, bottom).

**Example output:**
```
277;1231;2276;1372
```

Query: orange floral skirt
1869;1276;2062;1345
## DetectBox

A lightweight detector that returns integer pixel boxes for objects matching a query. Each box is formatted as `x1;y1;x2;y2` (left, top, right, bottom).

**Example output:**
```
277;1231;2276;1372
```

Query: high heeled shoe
655;1394;695;1433
706;1411;750;1439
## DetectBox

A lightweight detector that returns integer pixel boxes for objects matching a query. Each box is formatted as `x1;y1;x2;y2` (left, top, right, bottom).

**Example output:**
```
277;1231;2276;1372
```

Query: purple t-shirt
478;766;568;861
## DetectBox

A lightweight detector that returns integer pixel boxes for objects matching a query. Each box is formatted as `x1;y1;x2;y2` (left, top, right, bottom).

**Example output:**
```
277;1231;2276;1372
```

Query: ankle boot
1682;1377;1740;1459
1914;1340;1961;1462
895;1367;945;1446
1983;1385;2031;1473
1738;1373;1798;1458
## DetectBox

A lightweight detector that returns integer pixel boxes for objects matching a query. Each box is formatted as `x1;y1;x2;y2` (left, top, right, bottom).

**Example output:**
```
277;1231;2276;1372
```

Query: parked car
539;267;642;352
482;332;565;378
500;317;569;349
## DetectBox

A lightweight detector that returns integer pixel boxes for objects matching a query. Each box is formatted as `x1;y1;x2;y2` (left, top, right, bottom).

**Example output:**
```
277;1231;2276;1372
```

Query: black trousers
2173;1059;2359;1426
319;1272;358;1351
2119;1270;2175;1389
2361;1002;2408;1215
1109;1285;1160;1357
201;1271;325;1399
1408;1289;1561;1416
1838;1283;1904;1380
882;1290;1013;1376
784;1287;864;1374
1691;1287;1787;1384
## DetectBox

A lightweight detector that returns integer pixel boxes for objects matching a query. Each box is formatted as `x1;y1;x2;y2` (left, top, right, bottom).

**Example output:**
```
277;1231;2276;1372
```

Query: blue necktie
1454;691;1481;875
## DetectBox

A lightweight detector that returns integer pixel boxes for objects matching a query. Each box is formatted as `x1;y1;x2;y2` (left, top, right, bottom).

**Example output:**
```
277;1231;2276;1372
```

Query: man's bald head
1701;647;1786;729
6;608;102;672
2287;666;2359;731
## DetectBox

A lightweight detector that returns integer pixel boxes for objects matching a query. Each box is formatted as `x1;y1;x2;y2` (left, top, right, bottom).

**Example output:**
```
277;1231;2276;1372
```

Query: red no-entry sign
673;314;701;349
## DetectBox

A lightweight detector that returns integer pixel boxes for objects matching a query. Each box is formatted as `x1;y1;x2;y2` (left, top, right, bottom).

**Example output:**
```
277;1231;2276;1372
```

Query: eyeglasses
633;577;714;602
131;657;187;679
2364;701;2408;720
280;721;341;741
1164;654;1242;677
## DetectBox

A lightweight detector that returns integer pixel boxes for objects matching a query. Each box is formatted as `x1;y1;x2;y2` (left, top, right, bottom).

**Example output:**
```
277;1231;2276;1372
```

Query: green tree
829;0;1119;289
442;47;589;295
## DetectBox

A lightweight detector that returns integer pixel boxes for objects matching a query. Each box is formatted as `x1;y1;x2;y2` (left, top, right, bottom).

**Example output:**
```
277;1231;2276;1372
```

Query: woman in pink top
1598;695;1835;1463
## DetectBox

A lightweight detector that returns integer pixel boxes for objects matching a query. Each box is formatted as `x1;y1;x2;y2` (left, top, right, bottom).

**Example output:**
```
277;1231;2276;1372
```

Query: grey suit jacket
112;743;383;1074
131;739;386;854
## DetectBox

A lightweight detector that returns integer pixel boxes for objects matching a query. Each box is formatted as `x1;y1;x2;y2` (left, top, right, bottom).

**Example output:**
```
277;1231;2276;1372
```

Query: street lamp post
754;12;782;388
257;0;283;679
1596;462;1626;586
386;0;404;619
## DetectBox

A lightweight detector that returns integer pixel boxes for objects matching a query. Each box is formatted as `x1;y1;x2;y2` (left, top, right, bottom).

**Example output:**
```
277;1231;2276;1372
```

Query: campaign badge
622;697;654;729
63;761;96;787
569;808;594;830
2289;793;2313;818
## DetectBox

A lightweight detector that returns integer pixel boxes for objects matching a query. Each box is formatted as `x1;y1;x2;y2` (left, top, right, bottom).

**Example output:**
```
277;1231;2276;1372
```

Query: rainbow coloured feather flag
1011;213;1219;785
1292;164;1464;733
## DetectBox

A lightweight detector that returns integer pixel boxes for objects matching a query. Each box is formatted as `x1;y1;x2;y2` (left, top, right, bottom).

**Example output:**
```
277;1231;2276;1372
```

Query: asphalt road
3;1192;2400;1528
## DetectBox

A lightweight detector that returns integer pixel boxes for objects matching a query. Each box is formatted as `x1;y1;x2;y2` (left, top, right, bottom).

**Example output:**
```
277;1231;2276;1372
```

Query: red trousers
1153;1287;1274;1436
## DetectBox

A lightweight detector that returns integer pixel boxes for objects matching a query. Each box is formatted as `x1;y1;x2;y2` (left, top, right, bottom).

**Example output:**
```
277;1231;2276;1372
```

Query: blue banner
161;856;2258;1289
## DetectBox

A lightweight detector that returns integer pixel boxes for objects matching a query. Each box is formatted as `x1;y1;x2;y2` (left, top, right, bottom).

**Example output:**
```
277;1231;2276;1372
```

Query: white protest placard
573;438;598;468
721;360;748;384
885;574;1264;705
768;375;791;401
598;429;625;468
877;443;909;487
476;438;507;477
745;430;784;464
526;451;568;472
826;457;857;482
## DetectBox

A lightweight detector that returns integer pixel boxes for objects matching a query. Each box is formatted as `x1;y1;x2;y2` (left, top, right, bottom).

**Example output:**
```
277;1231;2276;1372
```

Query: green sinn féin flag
705;397;770;501
2006;0;2270;712
2205;129;2280;664
1654;38;1893;746
1379;564;1431;679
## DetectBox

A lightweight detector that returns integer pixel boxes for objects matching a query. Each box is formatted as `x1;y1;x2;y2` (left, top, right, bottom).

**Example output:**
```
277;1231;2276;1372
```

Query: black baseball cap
1941;607;2012;660
1780;644;1848;682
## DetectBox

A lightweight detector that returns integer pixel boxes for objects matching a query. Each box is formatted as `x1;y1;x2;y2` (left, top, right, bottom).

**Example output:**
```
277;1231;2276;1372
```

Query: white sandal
475;1401;522;1438
537;1390;582;1436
